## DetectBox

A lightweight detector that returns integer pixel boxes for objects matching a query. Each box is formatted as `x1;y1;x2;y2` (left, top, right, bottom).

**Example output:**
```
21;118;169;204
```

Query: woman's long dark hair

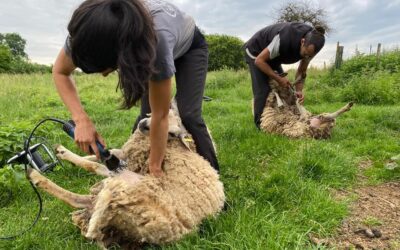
68;0;157;109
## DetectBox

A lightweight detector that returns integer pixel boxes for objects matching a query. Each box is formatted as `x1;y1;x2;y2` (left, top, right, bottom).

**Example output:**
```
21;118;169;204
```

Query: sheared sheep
27;104;225;249
259;76;353;139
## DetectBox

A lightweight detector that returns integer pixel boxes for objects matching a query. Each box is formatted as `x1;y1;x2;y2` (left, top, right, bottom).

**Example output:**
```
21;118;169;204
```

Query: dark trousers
133;45;220;171
245;53;283;128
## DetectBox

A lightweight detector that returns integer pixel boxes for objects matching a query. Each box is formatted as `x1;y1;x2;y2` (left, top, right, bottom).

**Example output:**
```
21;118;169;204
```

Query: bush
308;50;400;105
0;121;33;167
322;50;400;87
340;51;400;75
205;34;246;71
339;70;400;105
0;32;51;74
9;59;52;74
0;45;12;73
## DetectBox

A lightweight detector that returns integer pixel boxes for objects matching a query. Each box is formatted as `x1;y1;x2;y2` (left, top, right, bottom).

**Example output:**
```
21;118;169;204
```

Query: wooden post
339;46;344;68
335;42;344;69
335;42;340;69
377;43;382;65
355;44;360;56
370;45;372;55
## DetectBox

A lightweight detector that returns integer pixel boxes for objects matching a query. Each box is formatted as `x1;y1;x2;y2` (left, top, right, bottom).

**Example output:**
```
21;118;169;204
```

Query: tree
0;33;27;58
205;34;246;71
272;0;332;33
0;45;12;72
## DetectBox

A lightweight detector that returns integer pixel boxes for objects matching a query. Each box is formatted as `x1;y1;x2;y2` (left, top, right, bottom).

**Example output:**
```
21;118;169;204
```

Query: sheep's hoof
54;144;68;158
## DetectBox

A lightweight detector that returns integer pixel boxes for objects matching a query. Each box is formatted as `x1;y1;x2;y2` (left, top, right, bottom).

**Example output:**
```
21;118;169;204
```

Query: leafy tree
205;34;246;71
0;45;12;72
0;33;51;73
0;33;27;58
272;0;332;33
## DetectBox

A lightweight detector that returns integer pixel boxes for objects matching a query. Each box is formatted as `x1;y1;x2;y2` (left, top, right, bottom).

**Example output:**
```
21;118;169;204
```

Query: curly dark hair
67;0;157;109
304;25;326;54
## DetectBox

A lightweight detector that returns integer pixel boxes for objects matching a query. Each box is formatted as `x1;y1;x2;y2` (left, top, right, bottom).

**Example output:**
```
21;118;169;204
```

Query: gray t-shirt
143;0;195;80
64;0;195;80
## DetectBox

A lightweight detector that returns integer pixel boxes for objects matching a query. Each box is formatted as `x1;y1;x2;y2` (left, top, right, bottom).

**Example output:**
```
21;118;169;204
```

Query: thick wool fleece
259;79;335;139
72;131;225;247
260;105;311;138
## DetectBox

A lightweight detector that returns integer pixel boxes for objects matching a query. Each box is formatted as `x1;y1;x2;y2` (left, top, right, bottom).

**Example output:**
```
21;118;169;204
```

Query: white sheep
27;104;225;249
259;77;353;139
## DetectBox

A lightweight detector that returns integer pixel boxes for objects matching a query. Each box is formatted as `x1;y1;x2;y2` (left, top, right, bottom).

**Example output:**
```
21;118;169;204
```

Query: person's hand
149;163;164;178
296;91;305;104
277;76;292;88
74;116;106;159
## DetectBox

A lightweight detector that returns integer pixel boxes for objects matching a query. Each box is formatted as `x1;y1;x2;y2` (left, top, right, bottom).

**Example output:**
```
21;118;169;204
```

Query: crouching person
244;22;326;129
53;0;219;176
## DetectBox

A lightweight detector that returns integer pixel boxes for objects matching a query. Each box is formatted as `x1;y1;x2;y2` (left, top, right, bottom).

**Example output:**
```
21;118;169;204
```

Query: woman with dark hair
244;22;326;128
53;0;219;177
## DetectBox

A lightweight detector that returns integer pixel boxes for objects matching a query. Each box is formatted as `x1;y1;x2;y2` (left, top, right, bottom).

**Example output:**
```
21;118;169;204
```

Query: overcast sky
0;0;399;68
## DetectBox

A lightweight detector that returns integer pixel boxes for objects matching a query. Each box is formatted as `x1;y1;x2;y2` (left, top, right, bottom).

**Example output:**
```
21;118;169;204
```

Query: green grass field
0;69;399;249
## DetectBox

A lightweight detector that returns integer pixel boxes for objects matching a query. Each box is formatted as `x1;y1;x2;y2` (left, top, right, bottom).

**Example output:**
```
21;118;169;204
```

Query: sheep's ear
179;134;192;151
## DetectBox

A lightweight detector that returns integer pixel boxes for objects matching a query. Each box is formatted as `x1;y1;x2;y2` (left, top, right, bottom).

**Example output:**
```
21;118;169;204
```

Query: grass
362;216;383;227
0;69;399;249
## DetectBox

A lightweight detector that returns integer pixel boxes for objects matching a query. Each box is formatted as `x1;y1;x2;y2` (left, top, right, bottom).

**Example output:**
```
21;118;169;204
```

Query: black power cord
0;118;67;240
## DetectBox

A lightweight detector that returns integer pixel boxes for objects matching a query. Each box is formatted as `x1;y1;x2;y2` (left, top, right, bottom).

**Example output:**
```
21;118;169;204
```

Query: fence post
377;43;382;66
335;42;344;69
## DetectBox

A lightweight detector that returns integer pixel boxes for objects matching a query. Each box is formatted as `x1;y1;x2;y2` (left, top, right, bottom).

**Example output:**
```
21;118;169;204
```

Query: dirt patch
316;182;400;249
358;159;374;170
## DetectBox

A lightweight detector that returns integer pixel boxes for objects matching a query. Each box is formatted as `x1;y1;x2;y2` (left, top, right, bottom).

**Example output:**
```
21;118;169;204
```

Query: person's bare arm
52;49;105;158
255;47;291;88
294;58;311;104
148;78;172;177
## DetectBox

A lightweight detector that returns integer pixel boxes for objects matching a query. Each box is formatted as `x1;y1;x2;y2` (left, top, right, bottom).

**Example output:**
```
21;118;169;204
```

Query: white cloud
385;0;400;9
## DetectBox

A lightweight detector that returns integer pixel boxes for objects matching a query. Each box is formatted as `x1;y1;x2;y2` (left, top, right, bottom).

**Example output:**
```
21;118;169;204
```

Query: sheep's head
138;110;185;138
307;102;354;139
267;79;297;108
307;116;336;139
137;108;193;150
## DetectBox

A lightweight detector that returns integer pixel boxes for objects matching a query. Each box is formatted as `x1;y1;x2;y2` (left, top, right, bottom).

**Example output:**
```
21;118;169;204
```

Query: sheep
259;76;353;139
27;104;225;249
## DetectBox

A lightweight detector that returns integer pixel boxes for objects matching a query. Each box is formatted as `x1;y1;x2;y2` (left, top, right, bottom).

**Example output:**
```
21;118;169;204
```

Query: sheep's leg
274;92;285;107
55;145;112;177
27;168;92;208
81;149;125;162
82;155;99;162
322;102;354;119
296;100;311;120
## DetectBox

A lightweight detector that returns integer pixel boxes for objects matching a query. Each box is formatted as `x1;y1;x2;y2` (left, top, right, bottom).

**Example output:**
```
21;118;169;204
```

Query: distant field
0;69;399;249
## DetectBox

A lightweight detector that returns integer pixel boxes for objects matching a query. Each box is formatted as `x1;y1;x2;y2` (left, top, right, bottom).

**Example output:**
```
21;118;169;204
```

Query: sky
0;0;399;68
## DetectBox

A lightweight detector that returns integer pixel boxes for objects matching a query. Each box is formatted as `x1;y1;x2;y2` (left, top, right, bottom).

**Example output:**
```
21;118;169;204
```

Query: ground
312;159;400;250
